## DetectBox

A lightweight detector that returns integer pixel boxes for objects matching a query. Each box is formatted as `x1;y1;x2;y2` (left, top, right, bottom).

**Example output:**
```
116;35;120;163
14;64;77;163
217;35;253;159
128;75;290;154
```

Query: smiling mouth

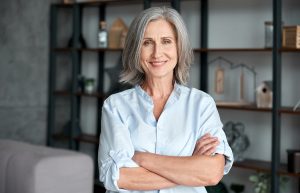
149;60;167;66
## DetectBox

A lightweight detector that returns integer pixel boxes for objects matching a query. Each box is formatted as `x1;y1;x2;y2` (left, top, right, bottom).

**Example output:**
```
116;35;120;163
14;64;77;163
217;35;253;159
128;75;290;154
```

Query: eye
162;39;172;44
143;40;153;46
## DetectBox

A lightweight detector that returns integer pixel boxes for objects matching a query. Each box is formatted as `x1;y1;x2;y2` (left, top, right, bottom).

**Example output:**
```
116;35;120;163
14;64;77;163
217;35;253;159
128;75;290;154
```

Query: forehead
144;19;176;38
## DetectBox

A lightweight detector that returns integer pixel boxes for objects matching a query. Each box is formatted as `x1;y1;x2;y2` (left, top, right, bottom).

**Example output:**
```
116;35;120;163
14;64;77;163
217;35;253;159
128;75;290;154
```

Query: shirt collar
135;82;182;104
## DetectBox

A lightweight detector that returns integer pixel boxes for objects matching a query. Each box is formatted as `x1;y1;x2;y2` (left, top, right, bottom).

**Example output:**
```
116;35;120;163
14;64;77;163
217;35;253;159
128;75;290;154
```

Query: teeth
151;61;165;65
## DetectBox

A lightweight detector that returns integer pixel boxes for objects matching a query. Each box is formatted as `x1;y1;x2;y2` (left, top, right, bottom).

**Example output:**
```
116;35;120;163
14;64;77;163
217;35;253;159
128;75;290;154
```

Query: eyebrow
143;36;175;40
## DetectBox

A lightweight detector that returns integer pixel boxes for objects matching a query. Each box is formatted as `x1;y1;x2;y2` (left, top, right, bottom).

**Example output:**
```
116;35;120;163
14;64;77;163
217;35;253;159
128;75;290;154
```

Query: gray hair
119;6;193;85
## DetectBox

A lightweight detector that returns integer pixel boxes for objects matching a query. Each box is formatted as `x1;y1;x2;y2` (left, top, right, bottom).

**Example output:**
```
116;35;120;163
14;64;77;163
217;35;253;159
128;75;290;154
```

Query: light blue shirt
98;83;233;193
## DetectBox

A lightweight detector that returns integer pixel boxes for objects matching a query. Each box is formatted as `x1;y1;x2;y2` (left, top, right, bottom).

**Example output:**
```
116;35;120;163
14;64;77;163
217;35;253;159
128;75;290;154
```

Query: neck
141;78;174;100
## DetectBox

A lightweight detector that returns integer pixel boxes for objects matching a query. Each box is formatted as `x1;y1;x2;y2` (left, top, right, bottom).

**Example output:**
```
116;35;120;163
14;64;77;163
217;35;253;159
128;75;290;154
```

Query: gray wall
0;0;58;145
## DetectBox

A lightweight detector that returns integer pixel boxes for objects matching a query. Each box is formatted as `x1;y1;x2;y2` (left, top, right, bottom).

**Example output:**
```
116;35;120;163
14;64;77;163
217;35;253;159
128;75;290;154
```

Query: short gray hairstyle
119;6;193;85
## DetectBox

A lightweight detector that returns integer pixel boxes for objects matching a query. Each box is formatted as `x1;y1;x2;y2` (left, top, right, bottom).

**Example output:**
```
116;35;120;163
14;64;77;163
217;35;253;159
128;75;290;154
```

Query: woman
98;7;233;193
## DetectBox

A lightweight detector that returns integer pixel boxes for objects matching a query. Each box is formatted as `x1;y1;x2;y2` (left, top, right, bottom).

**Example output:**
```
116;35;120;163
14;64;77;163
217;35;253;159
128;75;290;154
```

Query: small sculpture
223;121;250;161
256;81;273;108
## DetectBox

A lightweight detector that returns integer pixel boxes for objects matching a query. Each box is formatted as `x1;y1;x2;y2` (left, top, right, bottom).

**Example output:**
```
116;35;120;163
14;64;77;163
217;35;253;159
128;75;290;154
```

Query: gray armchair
0;139;94;193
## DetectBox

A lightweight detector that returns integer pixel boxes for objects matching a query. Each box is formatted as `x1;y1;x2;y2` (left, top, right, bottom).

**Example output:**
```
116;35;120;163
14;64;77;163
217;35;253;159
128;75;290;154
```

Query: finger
204;147;217;156
194;137;218;154
197;133;211;142
200;140;220;155
194;140;220;155
196;137;219;148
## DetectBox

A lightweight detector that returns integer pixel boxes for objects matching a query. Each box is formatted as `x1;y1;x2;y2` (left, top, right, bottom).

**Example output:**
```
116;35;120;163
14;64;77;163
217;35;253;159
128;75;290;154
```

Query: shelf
53;133;99;145
217;104;300;114
234;159;300;177
53;47;123;52
76;91;106;99
55;47;295;53
54;47;278;53
54;90;71;96
234;159;272;173
280;48;300;52
193;47;300;52
53;48;73;52
77;0;142;6
217;104;272;112
53;3;73;8
74;134;99;144
54;92;300;114
280;107;300;115
55;0;177;7
193;48;272;52
54;90;106;99
78;48;123;52
52;133;70;141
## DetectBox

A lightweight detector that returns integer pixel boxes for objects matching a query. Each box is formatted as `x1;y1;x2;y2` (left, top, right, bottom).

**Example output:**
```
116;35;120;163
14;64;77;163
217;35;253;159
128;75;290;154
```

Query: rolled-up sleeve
98;98;138;192
198;95;234;175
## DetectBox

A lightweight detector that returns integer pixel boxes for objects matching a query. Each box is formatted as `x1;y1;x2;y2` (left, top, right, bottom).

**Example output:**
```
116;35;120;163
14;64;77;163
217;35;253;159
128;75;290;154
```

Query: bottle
264;21;273;48
98;21;108;48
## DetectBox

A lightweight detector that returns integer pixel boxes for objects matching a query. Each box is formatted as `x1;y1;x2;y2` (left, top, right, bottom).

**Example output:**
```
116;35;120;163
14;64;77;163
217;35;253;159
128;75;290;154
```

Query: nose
152;43;162;58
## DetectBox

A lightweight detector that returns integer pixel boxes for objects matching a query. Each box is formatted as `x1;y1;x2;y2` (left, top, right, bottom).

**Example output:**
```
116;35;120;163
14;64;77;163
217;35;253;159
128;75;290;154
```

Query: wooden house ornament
108;18;128;48
256;81;273;108
208;57;256;105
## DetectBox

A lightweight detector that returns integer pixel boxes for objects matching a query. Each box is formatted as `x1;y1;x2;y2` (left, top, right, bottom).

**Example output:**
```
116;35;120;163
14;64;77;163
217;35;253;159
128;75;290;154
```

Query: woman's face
140;19;178;81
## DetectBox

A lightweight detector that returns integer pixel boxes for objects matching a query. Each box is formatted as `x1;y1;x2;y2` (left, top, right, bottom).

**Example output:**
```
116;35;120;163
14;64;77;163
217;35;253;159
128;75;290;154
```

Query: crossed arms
118;133;225;191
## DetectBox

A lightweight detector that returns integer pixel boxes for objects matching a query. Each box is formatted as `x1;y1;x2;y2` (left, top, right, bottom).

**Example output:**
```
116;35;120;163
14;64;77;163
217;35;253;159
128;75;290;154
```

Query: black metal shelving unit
47;0;183;145
199;0;299;193
47;1;181;192
271;0;282;192
48;0;299;192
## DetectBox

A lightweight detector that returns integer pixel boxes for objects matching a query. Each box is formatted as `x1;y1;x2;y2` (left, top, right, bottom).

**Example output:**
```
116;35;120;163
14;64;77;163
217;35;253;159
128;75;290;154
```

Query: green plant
85;78;95;86
249;172;289;193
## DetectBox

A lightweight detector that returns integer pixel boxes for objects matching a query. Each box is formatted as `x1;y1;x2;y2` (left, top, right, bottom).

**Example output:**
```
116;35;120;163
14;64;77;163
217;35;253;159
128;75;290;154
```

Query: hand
193;133;220;156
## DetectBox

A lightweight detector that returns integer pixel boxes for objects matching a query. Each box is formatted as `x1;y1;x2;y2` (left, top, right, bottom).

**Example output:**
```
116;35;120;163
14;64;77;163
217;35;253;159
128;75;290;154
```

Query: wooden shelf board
193;48;272;52
52;133;70;141
234;159;300;177
217;104;300;114
234;159;272;172
53;133;99;145
76;91;106;99
53;48;72;52
54;47;300;53
280;107;300;115
53;47;123;52
54;90;71;96
217;103;272;112
53;3;73;8
55;0;192;6
74;134;99;144
54;91;106;99
280;48;300;52
78;48;123;52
